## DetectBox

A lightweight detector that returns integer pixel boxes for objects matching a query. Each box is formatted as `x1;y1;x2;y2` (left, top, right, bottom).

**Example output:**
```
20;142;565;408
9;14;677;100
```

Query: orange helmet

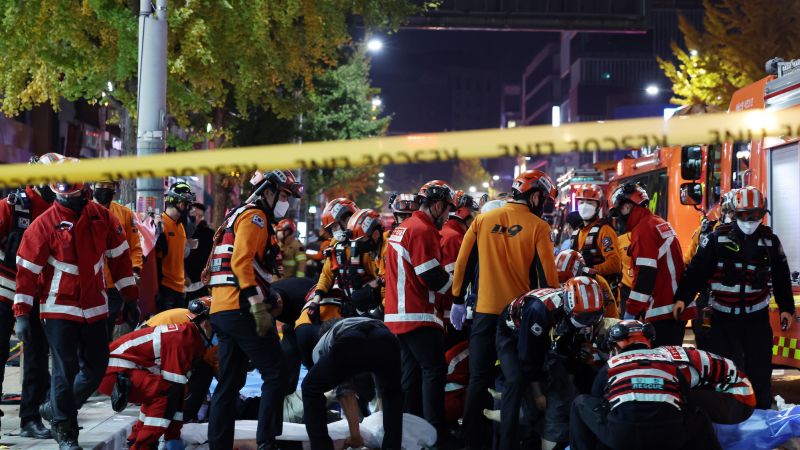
511;170;556;200
734;186;767;220
321;198;359;230
49;157;87;198
607;319;656;351
389;193;420;214
451;190;480;221
418;180;457;208
277;218;297;235
347;209;382;241
609;182;649;210
563;276;604;327
249;169;304;198
555;250;585;284
575;183;604;203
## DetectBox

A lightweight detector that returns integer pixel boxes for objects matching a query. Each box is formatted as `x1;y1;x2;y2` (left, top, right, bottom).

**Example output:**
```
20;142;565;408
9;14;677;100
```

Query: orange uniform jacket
104;202;143;288
210;209;271;314
453;202;559;315
617;232;633;288
157;213;187;293
576;219;621;277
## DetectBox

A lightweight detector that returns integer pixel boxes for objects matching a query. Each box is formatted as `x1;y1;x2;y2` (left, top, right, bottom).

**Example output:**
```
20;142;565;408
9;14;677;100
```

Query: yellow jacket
104;202;143;289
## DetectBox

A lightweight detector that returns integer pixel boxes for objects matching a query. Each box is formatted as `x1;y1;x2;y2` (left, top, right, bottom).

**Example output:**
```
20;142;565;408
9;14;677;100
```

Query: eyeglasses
735;210;765;222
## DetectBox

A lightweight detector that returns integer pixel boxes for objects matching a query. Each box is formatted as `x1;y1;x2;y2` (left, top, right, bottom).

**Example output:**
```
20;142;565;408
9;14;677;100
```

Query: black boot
39;400;54;423
51;420;82;450
20;419;52;439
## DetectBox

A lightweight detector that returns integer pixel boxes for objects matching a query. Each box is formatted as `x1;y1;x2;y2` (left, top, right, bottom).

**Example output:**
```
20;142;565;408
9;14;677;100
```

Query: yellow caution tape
0;108;798;187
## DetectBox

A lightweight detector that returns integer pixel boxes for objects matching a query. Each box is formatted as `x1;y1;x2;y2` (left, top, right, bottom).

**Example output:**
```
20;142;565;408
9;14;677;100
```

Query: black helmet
187;297;211;323
165;181;195;208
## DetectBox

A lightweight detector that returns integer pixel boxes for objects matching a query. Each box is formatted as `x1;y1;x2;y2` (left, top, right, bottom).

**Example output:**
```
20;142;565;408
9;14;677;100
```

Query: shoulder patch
388;227;406;243
601;236;613;251
251;214;265;228
700;235;709;249
655;222;676;239
530;322;544;336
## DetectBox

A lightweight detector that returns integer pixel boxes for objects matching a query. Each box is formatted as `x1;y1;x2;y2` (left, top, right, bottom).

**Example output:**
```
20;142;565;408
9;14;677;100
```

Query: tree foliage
659;0;800;108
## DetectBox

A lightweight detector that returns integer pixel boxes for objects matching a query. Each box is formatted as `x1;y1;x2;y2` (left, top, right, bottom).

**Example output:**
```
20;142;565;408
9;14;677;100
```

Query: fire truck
675;58;800;368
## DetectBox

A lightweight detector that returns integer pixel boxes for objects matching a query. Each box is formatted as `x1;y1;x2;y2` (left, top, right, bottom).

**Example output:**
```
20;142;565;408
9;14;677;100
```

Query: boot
39;400;54;423
51;420;82;450
20;419;52;439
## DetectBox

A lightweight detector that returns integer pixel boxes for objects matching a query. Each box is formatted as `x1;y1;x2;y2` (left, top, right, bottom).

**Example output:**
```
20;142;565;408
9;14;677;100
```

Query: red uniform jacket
107;323;205;385
445;340;469;422
384;211;450;334
626;207;693;322
14;201;138;322
0;187;52;304
439;219;466;323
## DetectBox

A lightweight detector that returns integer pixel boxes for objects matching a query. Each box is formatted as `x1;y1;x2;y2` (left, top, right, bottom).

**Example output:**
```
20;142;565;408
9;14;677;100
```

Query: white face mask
736;219;760;236
333;230;348;242
273;200;290;219
578;203;597;221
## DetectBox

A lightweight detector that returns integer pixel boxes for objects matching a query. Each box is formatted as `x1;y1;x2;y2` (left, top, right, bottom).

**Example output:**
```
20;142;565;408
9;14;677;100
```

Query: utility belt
709;296;770;315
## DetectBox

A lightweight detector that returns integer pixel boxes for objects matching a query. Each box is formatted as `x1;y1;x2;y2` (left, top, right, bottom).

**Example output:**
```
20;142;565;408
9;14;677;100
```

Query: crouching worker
569;320;756;450
303;317;403;450
99;319;208;450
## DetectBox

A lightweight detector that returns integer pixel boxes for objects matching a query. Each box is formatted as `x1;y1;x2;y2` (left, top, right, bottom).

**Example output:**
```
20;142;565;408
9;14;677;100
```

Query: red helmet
607;319;656;350
734;186;767;221
575;183;604;203
34;152;66;165
321;198;359;230
511;170;556;200
451;190;480;221
49;157;87;198
347;209;383;241
720;189;738;215
390;193;420;214
555;250;585;284
418;180;457;208
563;276;604;327
250;170;304;198
277;218;297;235
609;182;649;210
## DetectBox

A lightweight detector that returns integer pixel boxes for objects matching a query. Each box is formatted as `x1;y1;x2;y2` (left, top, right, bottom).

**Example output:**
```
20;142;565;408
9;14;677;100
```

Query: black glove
15;315;31;344
111;372;131;412
123;301;142;329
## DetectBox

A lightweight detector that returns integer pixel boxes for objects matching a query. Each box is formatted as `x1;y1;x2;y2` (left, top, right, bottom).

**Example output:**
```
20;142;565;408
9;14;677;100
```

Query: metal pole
135;0;168;214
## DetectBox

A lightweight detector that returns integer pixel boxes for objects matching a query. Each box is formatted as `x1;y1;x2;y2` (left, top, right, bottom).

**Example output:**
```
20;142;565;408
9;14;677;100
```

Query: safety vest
0;189;32;270
709;223;773;314
503;288;563;332
606;347;689;411
571;223;604;267
207;203;279;293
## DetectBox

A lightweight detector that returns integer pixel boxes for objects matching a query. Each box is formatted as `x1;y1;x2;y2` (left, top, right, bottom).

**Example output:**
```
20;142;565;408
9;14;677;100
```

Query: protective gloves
15;315;31;344
450;303;467;330
250;302;274;337
165;439;185;450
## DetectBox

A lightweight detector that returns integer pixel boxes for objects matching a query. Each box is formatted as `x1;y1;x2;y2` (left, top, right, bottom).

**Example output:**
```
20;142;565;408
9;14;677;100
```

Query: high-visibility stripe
710;297;770;314
213;245;234;255
105;241;130;258
448;348;469;375
40;302;108;319
0;275;16;290
628;291;650;302
445;382;464;392
47;257;78;275
14;293;34;306
635;257;657;268
0;284;14;300
645;303;675;319
384;313;443;327
414;258;439;275
437;276;453;295
391;243;408;315
609;392;681;410
444;262;455;273
161;370;188;384
138;413;170;428
611;368;677;382
115;276;136;290
16;256;43;274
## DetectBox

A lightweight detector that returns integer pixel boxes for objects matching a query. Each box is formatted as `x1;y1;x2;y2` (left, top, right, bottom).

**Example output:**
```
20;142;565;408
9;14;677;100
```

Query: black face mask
38;185;56;203
57;195;88;213
188;215;197;224
93;188;115;205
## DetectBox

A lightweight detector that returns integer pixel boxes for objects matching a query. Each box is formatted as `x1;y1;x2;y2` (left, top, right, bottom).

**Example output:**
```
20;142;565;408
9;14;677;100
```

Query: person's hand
250;302;273;337
14;315;31;344
189;238;199;250
534;394;547;412
450;303;467;330
306;295;322;321
673;300;685;321
781;311;794;331
344;433;365;449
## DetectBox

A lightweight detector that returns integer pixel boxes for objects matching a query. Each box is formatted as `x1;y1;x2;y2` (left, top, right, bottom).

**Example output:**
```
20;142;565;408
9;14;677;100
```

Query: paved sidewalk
0;366;138;450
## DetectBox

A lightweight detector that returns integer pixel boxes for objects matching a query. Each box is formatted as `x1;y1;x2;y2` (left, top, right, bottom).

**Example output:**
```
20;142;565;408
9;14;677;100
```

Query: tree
659;0;800;108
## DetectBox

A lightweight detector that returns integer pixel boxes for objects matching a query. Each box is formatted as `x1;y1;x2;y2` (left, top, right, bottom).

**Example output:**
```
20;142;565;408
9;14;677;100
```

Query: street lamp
372;97;383;108
367;38;383;53
492;175;500;181
645;85;660;96
308;205;317;214
376;186;384;193
482;182;490;188
689;49;699;57
469;186;477;193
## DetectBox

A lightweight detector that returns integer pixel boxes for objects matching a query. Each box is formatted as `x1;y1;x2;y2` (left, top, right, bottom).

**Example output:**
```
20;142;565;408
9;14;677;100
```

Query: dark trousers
0;302;50;425
302;326;402;450
495;325;528;450
106;287;124;337
618;285;631;316
295;322;321;369
281;323;302;395
651;318;686;347
398;327;446;436
209;310;285;449
183;359;215;422
42;318;109;424
463;313;498;449
569;395;721;450
156;286;185;313
710;309;774;409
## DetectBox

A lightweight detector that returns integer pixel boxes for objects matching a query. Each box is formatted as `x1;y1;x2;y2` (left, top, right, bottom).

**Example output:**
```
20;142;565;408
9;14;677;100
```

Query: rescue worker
444;340;469;425
295;198;360;369
569;320;756;450
305;228;331;280
207;169;303;450
388;192;419;227
616;228;633;314
143;297;217;423
384;180;455;446
99;319;207;450
674;186;795;409
571;183;622;293
92;180;144;334
556;249;619;318
496;277;605;450
14;157;139;450
440;190;479;349
452;170;559;450
303;317;402;450
155;181;195;312
277;218;307;279
0;153;63;439
609;182;692;346
272;276;317;394
184;203;213;301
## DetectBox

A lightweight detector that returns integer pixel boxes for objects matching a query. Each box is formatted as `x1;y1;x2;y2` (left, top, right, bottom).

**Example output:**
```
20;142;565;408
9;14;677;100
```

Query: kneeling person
303;317;403;450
